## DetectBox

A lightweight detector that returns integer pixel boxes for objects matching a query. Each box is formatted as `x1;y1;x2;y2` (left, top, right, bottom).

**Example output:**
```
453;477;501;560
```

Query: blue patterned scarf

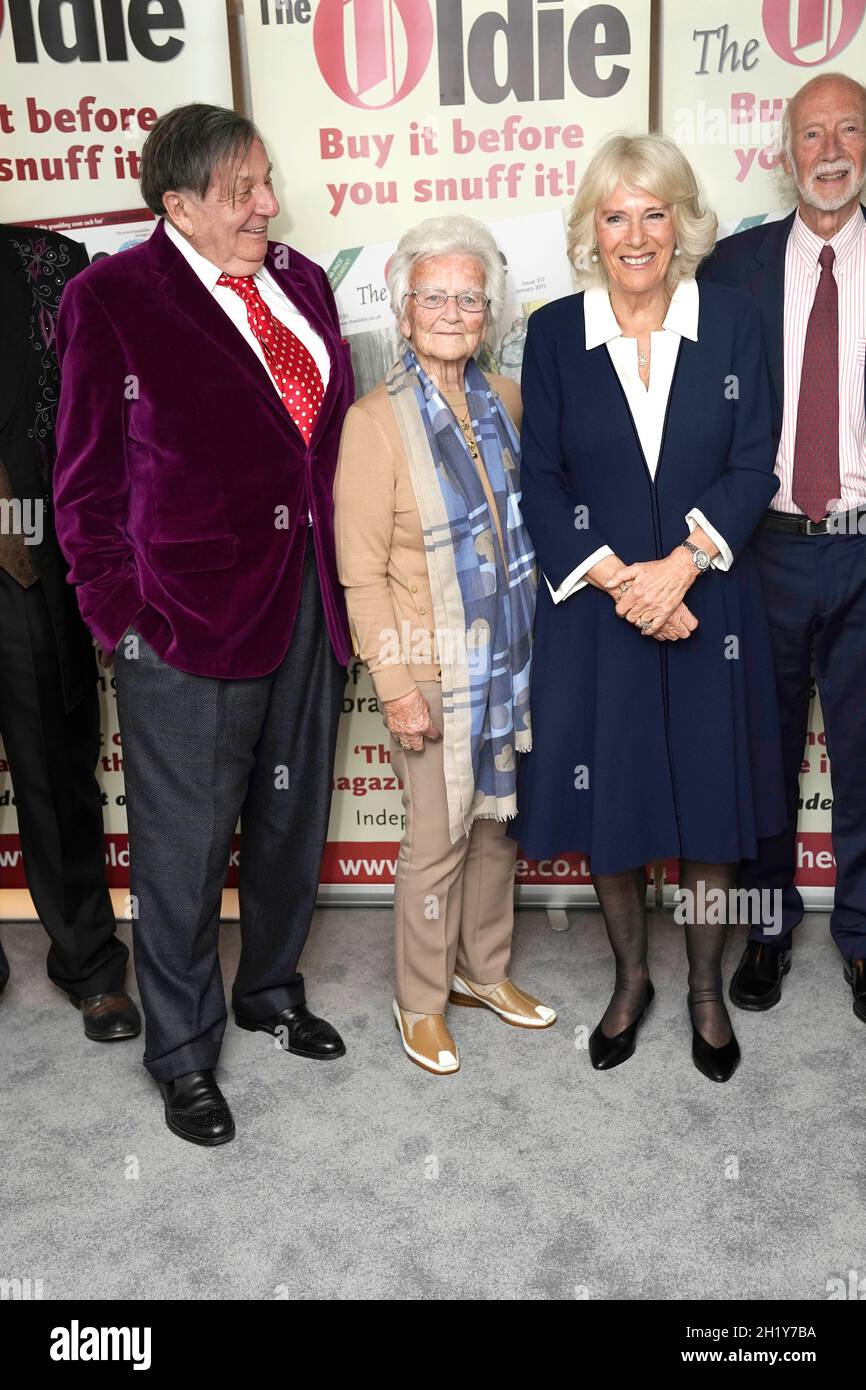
386;349;536;843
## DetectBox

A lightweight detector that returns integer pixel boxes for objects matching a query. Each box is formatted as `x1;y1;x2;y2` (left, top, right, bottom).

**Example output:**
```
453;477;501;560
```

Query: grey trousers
114;545;344;1081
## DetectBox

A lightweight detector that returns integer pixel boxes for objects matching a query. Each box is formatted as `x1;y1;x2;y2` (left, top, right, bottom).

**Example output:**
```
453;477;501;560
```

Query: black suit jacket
698;204;866;452
0;224;96;711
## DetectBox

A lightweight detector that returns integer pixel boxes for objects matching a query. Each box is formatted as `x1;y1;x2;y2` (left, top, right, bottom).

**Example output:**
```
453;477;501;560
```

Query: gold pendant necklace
457;412;479;459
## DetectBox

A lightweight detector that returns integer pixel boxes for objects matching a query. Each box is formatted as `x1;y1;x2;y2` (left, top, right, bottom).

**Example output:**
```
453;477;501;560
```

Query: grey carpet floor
0;907;862;1301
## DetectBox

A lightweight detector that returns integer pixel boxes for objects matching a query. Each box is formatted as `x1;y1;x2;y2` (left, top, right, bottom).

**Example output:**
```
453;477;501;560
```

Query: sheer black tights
679;858;735;1048
591;859;735;1046
590;866;650;1038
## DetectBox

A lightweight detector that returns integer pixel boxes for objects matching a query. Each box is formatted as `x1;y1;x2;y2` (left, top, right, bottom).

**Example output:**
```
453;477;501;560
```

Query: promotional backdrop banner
245;0;651;892
0;3;841;903
660;0;861;892
0;0;233;889
661;0;866;230
0;0;233;231
245;0;650;247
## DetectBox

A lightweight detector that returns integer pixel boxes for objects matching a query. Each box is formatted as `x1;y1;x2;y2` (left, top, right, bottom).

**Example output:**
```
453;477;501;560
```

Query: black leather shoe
159;1070;235;1146
843;959;866;1023
689;997;741;1083
729;941;791;1011
588;980;654;1071
234;1002;346;1059
70;991;141;1041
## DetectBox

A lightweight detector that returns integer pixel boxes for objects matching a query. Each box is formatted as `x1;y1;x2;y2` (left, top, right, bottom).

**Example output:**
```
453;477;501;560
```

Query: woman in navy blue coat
511;135;786;1082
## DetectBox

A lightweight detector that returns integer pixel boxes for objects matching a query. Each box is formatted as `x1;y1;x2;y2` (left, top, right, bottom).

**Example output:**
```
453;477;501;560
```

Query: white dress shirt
163;219;331;392
547;276;732;604
775;207;866;515
163;219;331;526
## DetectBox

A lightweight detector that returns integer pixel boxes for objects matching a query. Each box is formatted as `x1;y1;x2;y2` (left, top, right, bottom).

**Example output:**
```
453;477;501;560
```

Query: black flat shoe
588;980;654;1071
689;999;741;1083
843;959;866;1023
729;941;791;1011
159;1070;235;1147
70;991;141;1041
234;1002;346;1059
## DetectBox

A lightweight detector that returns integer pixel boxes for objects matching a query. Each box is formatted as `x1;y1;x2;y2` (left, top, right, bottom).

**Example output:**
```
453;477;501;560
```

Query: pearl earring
673;246;681;256
591;244;599;263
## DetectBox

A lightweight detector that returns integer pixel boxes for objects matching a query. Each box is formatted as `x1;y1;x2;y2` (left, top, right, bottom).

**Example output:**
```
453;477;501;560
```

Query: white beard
794;162;865;213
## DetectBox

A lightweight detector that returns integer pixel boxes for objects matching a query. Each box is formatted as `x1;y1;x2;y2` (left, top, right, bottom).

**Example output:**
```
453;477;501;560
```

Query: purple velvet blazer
53;219;353;677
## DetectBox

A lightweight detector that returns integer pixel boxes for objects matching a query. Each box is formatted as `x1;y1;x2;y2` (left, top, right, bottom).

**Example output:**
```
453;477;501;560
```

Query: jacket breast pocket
147;536;238;574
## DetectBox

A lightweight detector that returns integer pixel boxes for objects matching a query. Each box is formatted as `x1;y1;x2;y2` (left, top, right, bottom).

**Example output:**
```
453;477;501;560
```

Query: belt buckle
805;516;826;536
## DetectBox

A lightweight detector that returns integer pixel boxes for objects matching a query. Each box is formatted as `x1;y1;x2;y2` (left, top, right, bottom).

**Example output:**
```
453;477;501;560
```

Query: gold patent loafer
449;975;557;1028
392;1000;460;1074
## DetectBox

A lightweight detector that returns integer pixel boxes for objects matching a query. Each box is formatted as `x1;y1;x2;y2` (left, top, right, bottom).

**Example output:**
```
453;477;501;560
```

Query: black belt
760;506;866;536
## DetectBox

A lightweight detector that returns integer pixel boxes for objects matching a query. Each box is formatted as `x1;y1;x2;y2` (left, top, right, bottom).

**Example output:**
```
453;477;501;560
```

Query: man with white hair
700;72;866;1022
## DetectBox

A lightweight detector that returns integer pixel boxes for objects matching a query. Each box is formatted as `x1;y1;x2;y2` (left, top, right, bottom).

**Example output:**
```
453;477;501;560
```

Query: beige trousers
388;682;517;1013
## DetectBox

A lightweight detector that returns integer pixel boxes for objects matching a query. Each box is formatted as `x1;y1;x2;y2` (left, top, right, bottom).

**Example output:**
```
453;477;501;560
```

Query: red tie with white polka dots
217;272;324;445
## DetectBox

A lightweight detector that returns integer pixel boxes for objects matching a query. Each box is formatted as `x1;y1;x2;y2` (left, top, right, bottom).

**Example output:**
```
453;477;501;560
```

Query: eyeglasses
403;287;490;313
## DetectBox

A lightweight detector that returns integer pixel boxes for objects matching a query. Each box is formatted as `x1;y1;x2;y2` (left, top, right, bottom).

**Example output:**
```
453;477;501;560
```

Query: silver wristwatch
681;539;711;572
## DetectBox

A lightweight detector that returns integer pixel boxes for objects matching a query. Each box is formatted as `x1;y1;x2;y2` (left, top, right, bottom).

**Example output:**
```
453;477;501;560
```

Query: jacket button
418;607;426;614
410;583;418;592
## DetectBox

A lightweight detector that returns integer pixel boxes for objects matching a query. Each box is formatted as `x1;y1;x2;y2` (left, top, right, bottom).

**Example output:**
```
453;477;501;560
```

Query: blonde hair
567;133;718;290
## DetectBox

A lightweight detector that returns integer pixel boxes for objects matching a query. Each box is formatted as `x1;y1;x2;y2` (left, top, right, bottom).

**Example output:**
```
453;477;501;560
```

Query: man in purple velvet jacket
53;104;354;1147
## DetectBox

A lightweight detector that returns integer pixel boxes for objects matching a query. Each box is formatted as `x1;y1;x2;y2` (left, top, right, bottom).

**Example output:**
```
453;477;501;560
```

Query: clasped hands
383;544;704;747
588;547;700;641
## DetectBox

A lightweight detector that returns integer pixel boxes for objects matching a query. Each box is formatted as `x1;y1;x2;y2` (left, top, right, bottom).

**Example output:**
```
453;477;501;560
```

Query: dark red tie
791;244;840;524
217;273;324;445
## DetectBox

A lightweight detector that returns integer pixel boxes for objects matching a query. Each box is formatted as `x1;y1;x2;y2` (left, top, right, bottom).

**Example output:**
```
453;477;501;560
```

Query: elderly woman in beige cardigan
334;215;556;1076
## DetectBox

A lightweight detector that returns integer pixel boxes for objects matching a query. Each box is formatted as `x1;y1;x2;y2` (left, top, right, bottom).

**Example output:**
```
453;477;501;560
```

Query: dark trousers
741;526;866;958
113;544;345;1082
0;570;127;996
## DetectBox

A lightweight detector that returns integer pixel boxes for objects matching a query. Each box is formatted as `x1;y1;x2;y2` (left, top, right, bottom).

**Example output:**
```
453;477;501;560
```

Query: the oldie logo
312;0;632;110
314;0;433;109
0;0;187;63
762;0;866;66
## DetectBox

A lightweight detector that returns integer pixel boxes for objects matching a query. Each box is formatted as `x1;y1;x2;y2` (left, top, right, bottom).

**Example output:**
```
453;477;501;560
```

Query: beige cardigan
334;372;523;703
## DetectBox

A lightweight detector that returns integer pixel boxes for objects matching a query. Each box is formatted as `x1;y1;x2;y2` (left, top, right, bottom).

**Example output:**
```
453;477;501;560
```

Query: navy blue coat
510;281;787;874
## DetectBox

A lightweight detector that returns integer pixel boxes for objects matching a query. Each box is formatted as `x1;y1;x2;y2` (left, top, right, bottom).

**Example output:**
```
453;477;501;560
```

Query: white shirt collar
163;217;225;290
584;276;699;350
790;205;864;272
162;217;271;291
